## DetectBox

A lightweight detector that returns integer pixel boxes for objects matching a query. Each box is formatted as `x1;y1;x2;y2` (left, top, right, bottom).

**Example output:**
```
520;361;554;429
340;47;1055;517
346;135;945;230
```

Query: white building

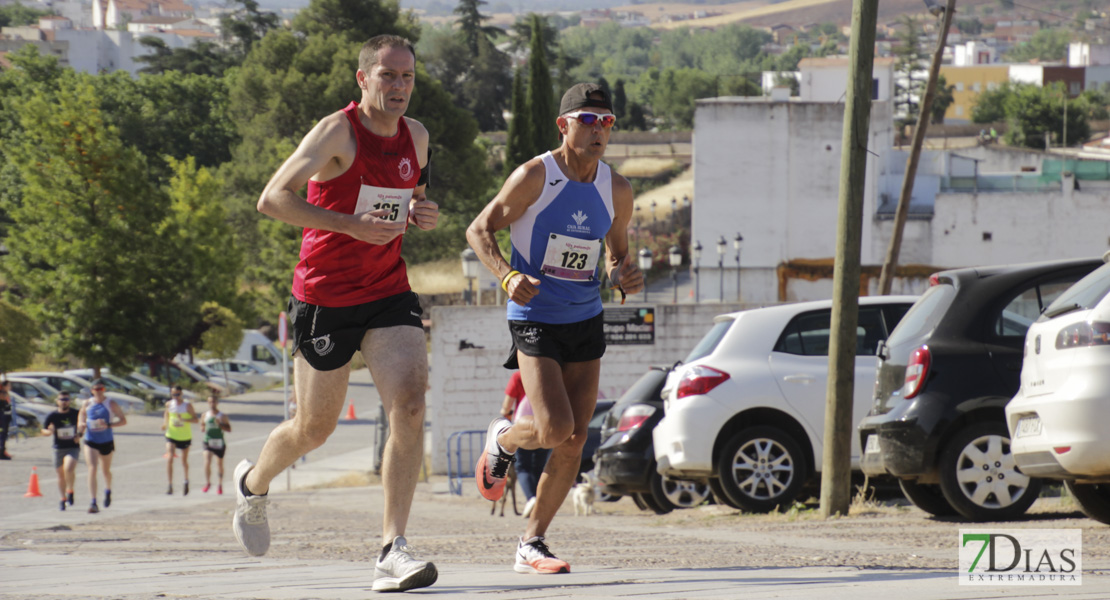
797;56;897;103
692;97;1109;303
1069;42;1110;66
953;40;997;66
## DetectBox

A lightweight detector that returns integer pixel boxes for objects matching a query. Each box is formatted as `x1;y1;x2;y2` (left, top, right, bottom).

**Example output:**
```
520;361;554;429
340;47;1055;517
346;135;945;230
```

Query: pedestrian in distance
41;391;81;511
501;371;549;518
77;379;127;513
466;82;643;574
0;381;12;460
200;394;232;494
162;385;196;495
239;34;439;593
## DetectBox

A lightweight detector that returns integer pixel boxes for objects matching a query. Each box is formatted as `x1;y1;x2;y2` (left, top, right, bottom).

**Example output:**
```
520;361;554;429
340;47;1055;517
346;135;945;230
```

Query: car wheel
633;490;673;515
599;491;621;502
708;478;743;509
938;421;1042;521
650;471;711;510
898;478;957;517
1065;481;1110;525
716;426;807;513
631;492;650;511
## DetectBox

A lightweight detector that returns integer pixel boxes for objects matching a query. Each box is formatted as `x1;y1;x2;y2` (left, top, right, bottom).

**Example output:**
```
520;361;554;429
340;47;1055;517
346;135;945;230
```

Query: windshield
684;319;733;364
885;284;957;348
1040;263;1110;321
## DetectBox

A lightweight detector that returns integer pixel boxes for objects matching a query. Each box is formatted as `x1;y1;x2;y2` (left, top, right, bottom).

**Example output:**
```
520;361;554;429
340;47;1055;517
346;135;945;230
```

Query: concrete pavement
3;371;1110;598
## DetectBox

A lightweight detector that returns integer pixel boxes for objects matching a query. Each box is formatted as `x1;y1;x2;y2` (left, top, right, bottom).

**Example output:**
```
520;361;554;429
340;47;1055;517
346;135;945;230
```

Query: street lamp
693;240;703;304
633;204;642;251
638;247;653;302
460;248;479;305
670;196;677;227
651;199;658;227
733;232;743;303
716;236;727;302
669;245;682;304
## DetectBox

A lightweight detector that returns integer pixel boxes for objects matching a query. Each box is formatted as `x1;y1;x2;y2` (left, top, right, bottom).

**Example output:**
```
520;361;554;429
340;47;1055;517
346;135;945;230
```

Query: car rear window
1040;263;1110;320
886;284;957;348
684;319;733;364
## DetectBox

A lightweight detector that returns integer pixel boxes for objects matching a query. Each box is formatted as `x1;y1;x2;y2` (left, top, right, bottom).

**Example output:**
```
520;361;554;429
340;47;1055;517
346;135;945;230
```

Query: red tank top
292;102;420;307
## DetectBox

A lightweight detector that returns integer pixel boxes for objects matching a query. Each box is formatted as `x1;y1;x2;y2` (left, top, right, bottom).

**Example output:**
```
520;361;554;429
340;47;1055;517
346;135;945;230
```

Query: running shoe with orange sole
476;417;514;501
514;536;570;574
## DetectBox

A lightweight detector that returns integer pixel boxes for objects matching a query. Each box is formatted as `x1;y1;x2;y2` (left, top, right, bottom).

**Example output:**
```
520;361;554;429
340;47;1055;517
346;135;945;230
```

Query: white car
652;296;918;512
12;372;147;413
1007;260;1110;523
198;359;284;389
192;362;257;391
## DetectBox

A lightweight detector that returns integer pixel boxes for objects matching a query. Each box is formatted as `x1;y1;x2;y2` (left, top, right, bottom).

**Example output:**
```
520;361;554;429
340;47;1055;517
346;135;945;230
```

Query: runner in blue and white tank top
78;380;127;513
466;83;644;575
505;151;614;325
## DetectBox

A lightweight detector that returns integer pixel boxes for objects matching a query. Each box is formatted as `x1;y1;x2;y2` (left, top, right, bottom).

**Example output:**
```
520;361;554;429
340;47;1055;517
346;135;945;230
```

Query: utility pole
820;0;878;520
877;0;957;294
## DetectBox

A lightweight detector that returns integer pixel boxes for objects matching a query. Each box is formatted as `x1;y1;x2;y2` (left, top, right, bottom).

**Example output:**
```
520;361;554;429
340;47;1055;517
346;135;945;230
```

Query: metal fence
446;429;486;496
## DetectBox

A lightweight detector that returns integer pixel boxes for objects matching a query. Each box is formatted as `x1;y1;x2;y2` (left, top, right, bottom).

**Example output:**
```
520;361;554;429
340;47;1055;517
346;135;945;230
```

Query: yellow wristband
501;270;520;292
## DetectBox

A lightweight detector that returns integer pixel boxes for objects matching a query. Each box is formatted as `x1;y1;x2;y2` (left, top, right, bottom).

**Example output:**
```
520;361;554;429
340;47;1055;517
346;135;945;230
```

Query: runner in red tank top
235;34;439;593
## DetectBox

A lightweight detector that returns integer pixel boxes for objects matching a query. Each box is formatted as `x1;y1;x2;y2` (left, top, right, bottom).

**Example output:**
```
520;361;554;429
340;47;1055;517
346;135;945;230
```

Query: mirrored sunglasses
565;111;616;128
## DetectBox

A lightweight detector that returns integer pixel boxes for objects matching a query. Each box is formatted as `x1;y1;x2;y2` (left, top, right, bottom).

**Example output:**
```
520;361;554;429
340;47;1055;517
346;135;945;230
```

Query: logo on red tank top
398;158;415;181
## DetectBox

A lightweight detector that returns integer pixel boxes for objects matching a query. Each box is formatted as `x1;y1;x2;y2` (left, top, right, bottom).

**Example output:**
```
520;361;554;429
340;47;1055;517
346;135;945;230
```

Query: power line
1008;0;1110;35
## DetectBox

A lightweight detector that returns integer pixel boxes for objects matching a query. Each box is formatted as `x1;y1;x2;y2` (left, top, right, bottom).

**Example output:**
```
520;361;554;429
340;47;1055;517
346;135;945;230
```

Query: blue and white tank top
84;400;114;444
507;152;615;324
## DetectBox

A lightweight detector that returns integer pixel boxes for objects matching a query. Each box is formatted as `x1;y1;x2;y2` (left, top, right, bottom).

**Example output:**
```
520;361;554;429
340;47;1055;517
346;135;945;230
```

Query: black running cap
558;83;613;116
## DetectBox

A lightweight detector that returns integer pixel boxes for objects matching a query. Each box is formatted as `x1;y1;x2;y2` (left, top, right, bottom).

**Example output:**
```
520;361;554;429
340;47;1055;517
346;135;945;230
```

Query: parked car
10;390;49;429
580;399;615;477
136;360;245;397
236;329;290;375
198;359;284;389
859;258;1103;521
1007;259;1110;524
6;377;63;407
595;365;712;514
114;370;199;403
653;296;918;512
191;363;255;391
12;371;146;413
65;370;157;405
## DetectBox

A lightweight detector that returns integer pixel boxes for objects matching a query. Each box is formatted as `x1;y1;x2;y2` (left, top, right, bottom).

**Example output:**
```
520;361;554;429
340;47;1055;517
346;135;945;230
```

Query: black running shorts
288;291;424;372
167;438;192;450
84;440;114;456
504;312;606;369
204;443;226;459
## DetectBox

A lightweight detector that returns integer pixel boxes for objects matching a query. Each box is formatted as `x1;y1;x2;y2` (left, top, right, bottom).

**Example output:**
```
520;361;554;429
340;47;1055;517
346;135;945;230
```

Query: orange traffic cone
346;402;357;421
25;467;43;498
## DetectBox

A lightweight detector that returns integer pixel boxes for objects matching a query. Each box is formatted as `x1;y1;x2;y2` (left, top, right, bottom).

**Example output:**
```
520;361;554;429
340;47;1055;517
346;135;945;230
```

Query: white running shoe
522;496;537;518
232;459;270;557
476;417;514;501
514;536;570;574
372;535;438;592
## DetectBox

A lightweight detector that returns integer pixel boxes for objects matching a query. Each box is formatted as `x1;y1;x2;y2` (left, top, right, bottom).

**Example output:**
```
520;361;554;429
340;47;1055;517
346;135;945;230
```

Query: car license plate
1016;416;1042;438
865;435;880;454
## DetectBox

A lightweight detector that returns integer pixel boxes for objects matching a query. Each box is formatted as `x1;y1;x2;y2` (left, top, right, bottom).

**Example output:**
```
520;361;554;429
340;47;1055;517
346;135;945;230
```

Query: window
956;106;964;116
684;320;732;363
252;345;277;365
972;82;982;92
872;78;880;100
987;82;999;90
956;82;965;91
1041;263;1110;319
995;279;1085;338
1070;81;1081;95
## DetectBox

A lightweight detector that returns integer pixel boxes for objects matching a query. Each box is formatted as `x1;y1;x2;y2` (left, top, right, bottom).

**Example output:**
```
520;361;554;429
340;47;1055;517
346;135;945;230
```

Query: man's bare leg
244;354;349;495
500;355;599;539
361;326;427;547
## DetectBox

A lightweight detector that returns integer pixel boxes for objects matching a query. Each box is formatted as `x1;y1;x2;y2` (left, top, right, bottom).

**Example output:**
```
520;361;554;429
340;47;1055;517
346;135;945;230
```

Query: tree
0;2;51;27
135;37;234;77
1;76;171;371
0;299;37;376
508;13;559;63
459;35;511;132
1002;83;1089;149
504;66;532;175
930;74;956;124
453;0;500;58
220;0;280;59
198;302;245;390
527;14;556;156
971;82;1012;123
1005;30;1072;63
893;16;928;123
291;0;419;42
612;79;628;123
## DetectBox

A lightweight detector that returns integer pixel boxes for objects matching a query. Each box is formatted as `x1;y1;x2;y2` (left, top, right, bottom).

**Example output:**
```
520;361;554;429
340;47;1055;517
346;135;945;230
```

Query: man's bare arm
257;112;406;245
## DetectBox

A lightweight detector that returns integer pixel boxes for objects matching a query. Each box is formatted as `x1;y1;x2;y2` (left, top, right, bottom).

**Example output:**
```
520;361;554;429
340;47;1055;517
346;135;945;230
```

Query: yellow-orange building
938;65;1011;122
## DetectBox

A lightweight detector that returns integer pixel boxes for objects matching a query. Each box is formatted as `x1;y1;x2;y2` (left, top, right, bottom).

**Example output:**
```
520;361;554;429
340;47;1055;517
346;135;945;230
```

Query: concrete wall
930;182;1110;267
692;98;893;304
427;303;741;474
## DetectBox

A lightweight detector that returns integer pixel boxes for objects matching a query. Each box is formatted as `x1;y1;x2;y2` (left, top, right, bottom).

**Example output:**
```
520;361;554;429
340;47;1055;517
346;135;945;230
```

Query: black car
859;258;1103;521
580;399;615;476
594;366;711;514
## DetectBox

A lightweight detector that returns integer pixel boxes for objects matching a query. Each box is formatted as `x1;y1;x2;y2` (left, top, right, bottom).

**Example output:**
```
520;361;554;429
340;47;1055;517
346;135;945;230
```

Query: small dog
491;463;520;516
572;472;597;516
